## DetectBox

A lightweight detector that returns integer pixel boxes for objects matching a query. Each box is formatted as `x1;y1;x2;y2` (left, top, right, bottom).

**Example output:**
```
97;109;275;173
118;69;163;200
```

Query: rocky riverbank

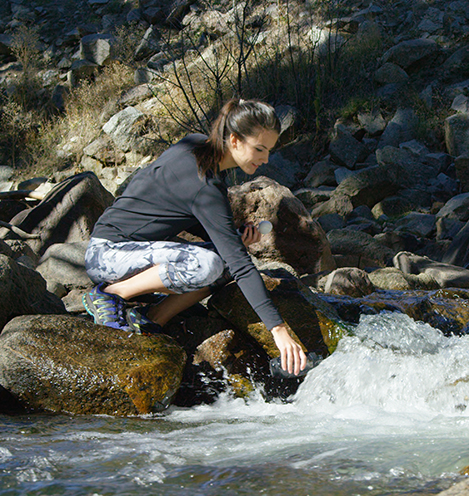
1;0;469;423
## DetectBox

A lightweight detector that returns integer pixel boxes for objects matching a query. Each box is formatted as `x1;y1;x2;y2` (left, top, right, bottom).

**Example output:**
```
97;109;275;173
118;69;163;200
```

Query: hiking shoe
125;306;162;335
83;283;130;331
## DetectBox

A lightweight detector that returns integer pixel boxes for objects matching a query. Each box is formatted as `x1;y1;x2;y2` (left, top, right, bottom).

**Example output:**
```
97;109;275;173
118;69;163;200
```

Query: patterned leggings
85;237;226;294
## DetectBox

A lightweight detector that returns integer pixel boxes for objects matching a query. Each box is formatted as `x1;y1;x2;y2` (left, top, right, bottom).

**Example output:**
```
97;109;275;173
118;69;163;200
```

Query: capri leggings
85;237;226;294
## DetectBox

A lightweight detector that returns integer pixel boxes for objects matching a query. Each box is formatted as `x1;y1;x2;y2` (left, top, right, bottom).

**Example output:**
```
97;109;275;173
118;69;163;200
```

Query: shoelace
95;294;126;325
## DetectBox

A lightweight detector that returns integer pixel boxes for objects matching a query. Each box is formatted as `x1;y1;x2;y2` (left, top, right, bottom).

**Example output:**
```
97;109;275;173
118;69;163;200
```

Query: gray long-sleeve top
91;134;283;330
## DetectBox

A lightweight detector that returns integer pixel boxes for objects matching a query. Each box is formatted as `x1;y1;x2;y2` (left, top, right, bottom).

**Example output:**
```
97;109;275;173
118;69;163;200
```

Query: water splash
294;312;469;416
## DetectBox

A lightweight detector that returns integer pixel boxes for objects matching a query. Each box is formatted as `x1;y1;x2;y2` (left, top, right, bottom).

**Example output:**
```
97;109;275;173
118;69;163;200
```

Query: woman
83;98;306;376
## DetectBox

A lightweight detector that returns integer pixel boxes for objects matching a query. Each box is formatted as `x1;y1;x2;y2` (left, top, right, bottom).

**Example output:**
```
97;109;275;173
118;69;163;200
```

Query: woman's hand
241;223;261;247
271;324;307;376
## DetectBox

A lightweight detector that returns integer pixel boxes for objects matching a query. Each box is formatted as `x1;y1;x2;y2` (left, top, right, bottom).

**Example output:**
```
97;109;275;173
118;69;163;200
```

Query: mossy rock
209;270;348;358
0;314;186;416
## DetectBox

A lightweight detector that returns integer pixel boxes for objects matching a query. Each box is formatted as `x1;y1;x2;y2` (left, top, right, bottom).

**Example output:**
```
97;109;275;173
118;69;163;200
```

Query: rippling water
1;312;469;495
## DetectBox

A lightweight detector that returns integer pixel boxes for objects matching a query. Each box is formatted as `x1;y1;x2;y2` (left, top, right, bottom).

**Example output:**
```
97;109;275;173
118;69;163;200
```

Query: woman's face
228;128;279;175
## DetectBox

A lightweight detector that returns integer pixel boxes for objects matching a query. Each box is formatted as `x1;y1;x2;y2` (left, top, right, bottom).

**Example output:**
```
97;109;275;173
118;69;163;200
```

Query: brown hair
194;99;281;177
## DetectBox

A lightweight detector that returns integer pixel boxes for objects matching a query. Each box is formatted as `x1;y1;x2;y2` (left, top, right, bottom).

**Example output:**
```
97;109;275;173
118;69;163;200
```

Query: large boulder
0;315;186;415
0;254;66;332
1;172;114;257
228;176;335;274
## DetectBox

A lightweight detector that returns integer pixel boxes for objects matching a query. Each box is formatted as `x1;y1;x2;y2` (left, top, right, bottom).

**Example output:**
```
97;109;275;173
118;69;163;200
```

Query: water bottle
269;352;323;379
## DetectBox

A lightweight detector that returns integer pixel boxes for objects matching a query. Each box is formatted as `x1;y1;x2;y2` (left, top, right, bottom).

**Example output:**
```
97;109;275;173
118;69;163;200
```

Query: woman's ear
230;133;241;149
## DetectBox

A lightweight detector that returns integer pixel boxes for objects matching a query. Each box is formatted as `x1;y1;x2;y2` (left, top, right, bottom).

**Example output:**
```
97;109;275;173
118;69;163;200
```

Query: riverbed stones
0;315;186;415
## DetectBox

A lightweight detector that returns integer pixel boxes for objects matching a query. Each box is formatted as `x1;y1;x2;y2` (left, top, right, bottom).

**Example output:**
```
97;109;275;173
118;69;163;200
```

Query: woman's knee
164;250;224;291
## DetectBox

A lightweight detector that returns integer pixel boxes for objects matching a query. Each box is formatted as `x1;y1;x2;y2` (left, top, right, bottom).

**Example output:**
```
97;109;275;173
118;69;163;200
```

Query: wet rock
0;254;66;332
0;315;186;415
437;478;469;496
209;270;347;358
228;176;335;274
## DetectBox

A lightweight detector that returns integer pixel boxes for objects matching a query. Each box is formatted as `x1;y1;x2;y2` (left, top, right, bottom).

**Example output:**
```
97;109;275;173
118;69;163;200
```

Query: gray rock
374;62;409;84
0;166;14;182
317;213;345;232
36;241;90;289
329;134;369;169
324;267;375;297
3;172;114;257
327;229;395;268
276;105;300;146
436;217;465;241
394;212;436;238
0;254;66;332
445;113;469;157
378;108;418;149
441;220;469;267
436;192;469;222
357;110;387;136
293;187;335;209
135;25;160;60
102;107;146;152
381;38;440;70
394;251;469;288
451;94;469;113
227;152;303;190
369;267;438;291
376;146;439;185
67;59;98;87
304;160;338;188
0;34;12;56
443;45;469;72
455;154;469;192
80;34;116;66
334;167;356;184
371;195;416;220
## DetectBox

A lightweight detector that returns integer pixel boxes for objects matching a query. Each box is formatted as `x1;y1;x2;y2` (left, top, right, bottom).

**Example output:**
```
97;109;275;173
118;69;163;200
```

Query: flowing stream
1;312;469;495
